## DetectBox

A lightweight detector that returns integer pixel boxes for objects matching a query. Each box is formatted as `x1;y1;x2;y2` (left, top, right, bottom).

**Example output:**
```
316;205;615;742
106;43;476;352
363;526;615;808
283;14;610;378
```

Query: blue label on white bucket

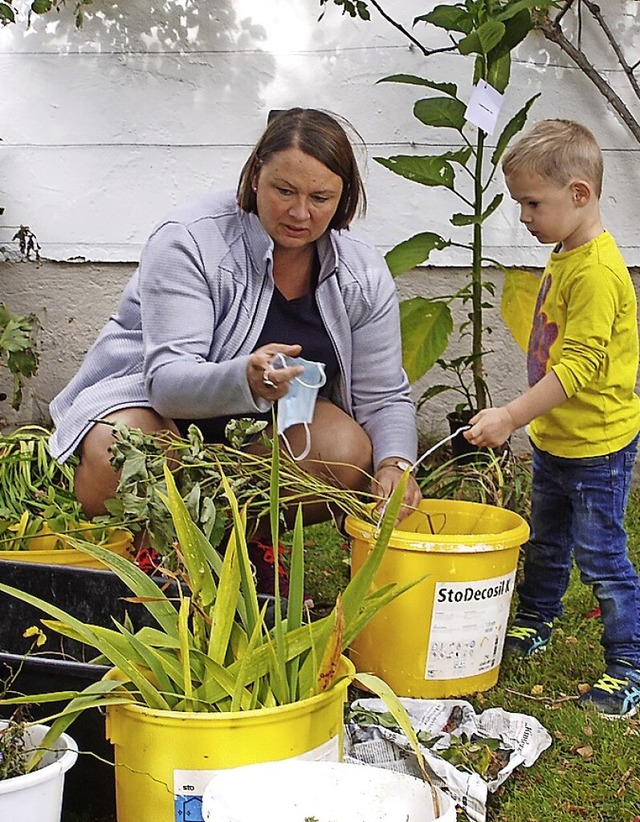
173;735;340;821
425;570;516;680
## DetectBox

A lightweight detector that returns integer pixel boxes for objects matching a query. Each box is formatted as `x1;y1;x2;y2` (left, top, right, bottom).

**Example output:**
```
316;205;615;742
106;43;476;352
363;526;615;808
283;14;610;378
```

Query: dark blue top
176;259;339;443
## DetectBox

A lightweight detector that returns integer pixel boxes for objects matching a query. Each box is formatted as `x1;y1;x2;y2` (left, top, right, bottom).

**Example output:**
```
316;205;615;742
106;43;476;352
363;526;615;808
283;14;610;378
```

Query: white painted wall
1;1;640;443
1;0;639;266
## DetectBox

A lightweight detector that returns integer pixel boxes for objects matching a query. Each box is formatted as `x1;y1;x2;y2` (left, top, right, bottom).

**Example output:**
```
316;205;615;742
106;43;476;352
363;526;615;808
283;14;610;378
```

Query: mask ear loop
373;425;471;536
295;362;326;389
281;426;311;462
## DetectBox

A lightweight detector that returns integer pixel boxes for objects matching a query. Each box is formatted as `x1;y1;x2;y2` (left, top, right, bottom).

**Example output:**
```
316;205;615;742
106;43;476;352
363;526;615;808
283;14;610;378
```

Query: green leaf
286;507;305;698
439;146;473;166
486;52;511;94
385;232;450;276
416;383;457;411
414;97;467;131
178;597;194;710
495;0;550;23
353;673;431;782
490;8;533;57
31;0;53;12
112;623;177;700
450;193;503;226
458;20;506;56
160;465;217;608
501;268;540;352
375;155;455;189
400;297;453;382
414;5;473;34
25;679;132;771
0;318;34;353
378;74;458;99
492;93;540;166
207;529;241;664
0;4;15;23
65;538;180;635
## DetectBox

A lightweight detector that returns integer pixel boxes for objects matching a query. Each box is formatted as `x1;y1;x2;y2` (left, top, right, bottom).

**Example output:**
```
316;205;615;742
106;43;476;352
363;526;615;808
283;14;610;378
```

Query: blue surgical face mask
273;354;327;460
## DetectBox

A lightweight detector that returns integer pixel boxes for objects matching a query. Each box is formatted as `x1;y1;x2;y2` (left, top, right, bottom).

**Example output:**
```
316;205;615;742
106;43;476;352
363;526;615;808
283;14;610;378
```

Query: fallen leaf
578;683;590;694
583;725;593;737
531;684;544;695
574;745;594;759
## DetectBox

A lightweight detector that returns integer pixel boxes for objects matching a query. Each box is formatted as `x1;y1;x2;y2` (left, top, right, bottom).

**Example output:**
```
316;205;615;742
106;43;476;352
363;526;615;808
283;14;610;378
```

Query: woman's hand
373;461;423;523
247;343;305;403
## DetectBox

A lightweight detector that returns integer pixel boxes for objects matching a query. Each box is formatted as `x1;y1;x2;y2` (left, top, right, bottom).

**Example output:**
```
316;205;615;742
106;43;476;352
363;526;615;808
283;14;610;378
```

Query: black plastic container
0;559;162;820
446;410;508;464
0;558;281;820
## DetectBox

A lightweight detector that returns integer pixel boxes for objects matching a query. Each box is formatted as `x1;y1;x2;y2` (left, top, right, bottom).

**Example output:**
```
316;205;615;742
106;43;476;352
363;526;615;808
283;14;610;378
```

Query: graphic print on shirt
527;274;558;387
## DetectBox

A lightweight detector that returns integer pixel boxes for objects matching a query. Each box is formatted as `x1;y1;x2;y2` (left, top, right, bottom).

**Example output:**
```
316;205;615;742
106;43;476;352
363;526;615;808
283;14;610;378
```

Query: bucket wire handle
374;425;472;534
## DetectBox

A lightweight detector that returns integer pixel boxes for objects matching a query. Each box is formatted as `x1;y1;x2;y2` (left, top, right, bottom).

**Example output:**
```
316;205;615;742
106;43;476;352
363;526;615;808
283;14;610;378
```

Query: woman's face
253;147;343;251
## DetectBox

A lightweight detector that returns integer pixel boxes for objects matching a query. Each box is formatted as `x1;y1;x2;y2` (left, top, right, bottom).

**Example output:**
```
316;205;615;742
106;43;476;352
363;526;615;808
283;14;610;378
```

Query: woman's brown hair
237;108;367;231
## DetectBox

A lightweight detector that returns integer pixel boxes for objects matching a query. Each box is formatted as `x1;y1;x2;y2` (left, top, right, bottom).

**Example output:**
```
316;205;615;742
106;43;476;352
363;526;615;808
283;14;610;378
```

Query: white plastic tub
202;760;456;822
0;722;78;822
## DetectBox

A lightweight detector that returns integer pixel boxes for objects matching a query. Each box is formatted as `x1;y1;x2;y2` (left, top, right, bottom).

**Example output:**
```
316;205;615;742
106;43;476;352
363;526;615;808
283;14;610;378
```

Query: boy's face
505;169;589;252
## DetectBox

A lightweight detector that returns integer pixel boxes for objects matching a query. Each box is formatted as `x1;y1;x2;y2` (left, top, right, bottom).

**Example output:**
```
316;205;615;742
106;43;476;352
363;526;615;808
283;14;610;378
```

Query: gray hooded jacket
49;191;417;467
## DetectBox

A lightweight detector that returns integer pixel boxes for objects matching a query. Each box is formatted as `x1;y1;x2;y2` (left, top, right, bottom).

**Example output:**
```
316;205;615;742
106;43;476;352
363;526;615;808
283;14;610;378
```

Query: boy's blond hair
502;119;603;197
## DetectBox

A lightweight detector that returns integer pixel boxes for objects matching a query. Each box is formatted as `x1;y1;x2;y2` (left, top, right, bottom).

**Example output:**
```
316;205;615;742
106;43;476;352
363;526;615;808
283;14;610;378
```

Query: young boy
465;119;640;719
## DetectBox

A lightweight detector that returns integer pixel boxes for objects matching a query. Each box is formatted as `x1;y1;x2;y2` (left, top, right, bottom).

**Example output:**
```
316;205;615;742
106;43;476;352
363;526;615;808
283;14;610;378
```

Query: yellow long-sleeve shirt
527;230;640;457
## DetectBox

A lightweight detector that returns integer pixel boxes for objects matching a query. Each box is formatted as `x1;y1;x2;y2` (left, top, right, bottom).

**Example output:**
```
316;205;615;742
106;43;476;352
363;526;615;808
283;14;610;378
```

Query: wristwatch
381;458;414;473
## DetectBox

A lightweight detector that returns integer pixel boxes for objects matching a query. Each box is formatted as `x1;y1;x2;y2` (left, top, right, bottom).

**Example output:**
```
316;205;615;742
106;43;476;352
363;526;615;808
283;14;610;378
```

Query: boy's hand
464;407;516;448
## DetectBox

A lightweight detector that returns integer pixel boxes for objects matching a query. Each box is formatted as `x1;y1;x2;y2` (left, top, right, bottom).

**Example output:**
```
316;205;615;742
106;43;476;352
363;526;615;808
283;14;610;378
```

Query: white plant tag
465;79;504;135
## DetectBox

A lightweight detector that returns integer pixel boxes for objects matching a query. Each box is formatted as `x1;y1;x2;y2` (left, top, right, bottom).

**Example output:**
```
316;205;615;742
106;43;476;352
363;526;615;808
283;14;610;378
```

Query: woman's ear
571;180;593;206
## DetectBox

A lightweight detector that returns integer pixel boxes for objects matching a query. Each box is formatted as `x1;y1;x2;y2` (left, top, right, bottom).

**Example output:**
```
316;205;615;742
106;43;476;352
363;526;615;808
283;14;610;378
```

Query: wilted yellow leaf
23;625;47;646
501;268;540;352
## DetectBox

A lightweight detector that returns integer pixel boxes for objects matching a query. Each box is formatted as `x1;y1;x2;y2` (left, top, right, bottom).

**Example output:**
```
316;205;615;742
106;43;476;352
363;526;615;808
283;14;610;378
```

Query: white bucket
0;722;78;822
202;760;456;822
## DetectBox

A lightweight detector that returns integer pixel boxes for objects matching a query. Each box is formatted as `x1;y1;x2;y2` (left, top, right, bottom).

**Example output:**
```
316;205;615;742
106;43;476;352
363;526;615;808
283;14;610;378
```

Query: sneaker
247;539;290;598
503;612;553;658
578;660;640;719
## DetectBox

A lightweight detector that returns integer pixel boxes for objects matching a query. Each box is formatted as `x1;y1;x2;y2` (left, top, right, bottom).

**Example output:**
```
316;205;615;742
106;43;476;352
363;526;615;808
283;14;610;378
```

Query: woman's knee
74;407;180;518
301;400;372;490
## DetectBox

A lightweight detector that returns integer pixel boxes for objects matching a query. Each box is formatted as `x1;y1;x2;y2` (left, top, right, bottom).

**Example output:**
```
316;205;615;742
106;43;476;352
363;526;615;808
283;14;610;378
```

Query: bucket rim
0;722;78;795
345;498;529;551
104;655;355;724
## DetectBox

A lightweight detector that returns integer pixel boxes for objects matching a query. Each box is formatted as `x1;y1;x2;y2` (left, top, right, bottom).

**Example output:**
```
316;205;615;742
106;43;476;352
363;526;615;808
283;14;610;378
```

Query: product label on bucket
424;571;516;681
173;736;339;821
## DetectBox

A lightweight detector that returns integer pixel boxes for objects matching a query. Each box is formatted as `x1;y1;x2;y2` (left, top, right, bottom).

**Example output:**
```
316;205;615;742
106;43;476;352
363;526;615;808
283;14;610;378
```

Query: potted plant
0;425;134;567
0;433;428;822
331;1;554;431
0;716;78;822
1;647;78;822
0;303;39;418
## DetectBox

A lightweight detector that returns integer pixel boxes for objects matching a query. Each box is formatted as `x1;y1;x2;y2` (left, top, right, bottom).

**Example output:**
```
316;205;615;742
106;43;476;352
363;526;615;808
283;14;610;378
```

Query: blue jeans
518;436;640;667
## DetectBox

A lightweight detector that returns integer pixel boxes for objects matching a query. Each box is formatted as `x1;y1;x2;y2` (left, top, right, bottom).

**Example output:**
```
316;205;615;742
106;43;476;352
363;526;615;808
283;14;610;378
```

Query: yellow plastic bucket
105;656;355;822
346;499;529;698
0;527;134;569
